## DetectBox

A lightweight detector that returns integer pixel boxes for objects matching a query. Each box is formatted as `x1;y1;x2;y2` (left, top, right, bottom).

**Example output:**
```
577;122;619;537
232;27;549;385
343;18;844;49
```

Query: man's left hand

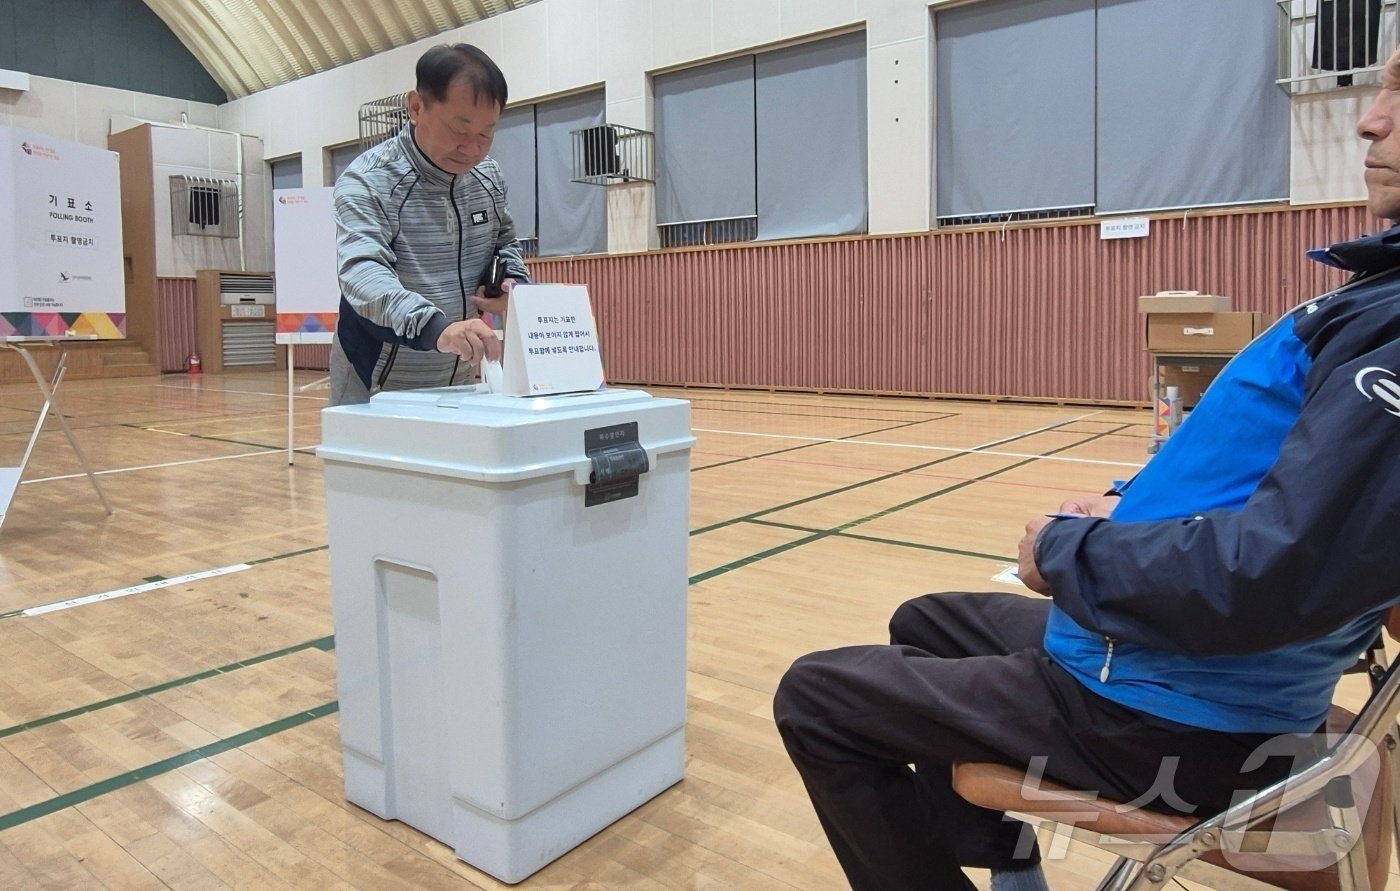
1017;516;1053;595
471;277;514;319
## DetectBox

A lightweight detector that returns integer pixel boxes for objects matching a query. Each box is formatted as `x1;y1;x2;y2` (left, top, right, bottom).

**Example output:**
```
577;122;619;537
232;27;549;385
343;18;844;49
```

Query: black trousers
773;593;1314;891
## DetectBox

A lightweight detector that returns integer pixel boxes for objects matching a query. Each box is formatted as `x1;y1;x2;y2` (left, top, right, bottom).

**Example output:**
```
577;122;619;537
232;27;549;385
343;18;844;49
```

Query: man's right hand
436;318;502;365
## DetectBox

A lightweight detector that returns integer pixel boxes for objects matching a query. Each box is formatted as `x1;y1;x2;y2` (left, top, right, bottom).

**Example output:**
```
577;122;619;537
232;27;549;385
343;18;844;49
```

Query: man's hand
1056;493;1119;518
1017;516;1053;595
435;317;502;364
471;276;514;319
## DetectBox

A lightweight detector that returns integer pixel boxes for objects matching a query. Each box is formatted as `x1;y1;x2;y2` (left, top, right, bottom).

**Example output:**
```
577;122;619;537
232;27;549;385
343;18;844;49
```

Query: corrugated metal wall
156;277;331;372
529;204;1371;403
293;345;331;370
155;278;197;373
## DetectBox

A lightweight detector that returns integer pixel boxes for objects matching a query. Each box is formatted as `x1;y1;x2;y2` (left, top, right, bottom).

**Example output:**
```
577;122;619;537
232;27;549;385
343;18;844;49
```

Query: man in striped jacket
330;43;529;406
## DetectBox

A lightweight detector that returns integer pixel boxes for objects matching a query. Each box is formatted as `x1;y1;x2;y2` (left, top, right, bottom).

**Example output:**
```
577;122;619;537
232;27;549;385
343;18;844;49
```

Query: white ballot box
319;386;694;883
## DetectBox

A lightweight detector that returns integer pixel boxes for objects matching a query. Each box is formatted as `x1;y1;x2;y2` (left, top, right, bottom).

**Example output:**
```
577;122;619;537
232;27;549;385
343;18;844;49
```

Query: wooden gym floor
0;370;1388;890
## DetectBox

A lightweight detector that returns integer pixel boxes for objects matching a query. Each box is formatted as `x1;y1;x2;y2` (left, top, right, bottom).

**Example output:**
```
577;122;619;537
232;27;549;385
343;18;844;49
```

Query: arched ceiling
142;0;540;100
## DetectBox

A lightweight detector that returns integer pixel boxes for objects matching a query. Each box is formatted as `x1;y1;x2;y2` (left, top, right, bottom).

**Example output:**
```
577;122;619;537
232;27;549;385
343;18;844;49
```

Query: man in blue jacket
774;49;1400;891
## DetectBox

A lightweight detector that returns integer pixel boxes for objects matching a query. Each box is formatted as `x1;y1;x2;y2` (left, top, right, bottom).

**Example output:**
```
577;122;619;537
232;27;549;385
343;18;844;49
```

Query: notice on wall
0;125;125;338
272;187;338;341
1099;216;1150;240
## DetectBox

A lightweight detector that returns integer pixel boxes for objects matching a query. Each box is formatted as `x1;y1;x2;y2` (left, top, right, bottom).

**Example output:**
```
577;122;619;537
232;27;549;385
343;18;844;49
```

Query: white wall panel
548;0;603;91
715;0;782;56
867;36;928;234
779;0;859;38
1292;87;1371;205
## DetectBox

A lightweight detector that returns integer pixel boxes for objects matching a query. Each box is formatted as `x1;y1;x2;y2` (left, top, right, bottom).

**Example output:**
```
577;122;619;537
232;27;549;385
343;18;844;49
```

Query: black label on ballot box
584;422;649;507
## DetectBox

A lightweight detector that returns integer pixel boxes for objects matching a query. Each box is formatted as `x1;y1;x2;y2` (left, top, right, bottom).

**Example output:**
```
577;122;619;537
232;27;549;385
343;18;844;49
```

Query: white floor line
20;563;252;617
21;449;283;484
154;382;330;402
693;411;1148;469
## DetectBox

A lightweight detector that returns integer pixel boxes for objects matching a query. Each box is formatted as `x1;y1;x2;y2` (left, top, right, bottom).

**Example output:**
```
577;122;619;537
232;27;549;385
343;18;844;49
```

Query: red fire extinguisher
187;352;203;375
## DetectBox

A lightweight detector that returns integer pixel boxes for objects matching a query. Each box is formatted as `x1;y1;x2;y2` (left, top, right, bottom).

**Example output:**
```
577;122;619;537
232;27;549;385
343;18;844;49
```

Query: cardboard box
1138;291;1232;314
1157;362;1222;409
1145;312;1269;353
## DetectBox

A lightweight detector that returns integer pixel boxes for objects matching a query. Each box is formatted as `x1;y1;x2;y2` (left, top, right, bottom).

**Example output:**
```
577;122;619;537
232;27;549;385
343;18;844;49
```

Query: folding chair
953;627;1400;891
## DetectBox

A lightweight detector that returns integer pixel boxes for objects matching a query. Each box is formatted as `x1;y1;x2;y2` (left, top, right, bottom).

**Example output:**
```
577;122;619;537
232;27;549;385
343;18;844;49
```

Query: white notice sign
273;187;338;338
1099;216;1150;240
0;125;125;338
501;284;604;396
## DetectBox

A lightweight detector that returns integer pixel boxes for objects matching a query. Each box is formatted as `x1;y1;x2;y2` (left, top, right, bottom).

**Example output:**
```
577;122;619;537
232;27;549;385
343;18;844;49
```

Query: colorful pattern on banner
276;312;338;335
0;311;125;338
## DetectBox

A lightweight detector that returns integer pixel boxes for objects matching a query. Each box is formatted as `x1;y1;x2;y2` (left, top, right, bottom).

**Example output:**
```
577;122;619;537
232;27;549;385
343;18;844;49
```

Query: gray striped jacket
329;124;528;405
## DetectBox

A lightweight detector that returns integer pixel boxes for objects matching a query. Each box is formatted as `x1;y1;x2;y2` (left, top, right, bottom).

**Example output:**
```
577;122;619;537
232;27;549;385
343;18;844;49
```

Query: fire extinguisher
187;352;202;375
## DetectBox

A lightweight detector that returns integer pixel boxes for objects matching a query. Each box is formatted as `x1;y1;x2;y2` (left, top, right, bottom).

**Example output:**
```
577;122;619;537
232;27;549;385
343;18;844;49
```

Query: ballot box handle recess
585;422;650;507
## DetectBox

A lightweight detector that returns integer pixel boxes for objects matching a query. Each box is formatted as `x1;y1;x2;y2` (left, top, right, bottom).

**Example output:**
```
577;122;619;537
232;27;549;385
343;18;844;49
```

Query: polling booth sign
0;126;125;338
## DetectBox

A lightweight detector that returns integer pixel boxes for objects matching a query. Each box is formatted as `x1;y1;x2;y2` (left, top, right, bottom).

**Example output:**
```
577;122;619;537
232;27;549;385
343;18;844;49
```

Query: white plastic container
319;386;693;883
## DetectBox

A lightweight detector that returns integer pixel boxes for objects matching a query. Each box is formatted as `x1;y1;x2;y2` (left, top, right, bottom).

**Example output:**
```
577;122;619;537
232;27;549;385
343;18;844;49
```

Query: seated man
773;48;1400;891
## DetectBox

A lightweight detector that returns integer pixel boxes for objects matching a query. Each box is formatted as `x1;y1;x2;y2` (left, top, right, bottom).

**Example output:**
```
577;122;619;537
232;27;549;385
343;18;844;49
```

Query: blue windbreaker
1039;226;1400;733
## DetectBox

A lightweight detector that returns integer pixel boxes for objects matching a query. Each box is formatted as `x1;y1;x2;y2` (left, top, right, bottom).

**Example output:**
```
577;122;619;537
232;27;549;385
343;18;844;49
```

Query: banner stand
276;332;333;465
0;338;113;532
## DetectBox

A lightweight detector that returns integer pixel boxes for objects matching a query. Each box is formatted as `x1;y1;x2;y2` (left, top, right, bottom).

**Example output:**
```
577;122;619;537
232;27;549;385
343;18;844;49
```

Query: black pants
773;593;1314;891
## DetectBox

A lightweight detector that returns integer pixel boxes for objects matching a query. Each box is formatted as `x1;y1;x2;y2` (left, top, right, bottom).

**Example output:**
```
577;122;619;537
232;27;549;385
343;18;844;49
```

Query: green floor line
0;636;335;741
745;518;1014;563
830;425;1131;535
668;394;967;418
692;405;960;423
688;425;1130;587
119;423;282;452
689;420;1082;537
248;544;330;565
0;701;339;833
695;418;937;472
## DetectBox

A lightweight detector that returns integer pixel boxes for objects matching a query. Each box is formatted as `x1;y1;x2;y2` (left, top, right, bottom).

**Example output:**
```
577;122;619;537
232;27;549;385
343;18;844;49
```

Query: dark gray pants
773;593;1312;891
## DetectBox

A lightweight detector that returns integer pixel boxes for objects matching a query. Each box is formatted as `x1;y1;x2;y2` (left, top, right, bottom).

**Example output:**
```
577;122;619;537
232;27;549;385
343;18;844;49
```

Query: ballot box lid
318;385;693;483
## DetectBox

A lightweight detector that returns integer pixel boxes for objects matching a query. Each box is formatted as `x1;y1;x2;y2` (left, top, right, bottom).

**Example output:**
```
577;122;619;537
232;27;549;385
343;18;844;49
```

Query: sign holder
272;187;339;465
275;331;333;465
0;337;113;531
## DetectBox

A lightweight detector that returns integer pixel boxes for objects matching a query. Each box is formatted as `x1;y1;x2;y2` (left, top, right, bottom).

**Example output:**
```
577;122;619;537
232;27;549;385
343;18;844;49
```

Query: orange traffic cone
187;352;203;375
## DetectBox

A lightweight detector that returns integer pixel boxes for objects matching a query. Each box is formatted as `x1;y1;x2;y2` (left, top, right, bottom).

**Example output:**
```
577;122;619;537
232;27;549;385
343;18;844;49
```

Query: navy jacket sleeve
1036;306;1400;657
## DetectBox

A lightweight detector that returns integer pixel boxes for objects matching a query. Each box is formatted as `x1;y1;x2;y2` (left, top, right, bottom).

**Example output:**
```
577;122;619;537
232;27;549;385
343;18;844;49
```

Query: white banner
0;126;124;331
273;187;338;314
272;187;338;338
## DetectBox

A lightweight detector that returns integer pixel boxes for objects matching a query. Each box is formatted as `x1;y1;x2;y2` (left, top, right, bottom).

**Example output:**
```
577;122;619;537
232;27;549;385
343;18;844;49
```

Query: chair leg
1333;844;1373;891
1093;856;1141;891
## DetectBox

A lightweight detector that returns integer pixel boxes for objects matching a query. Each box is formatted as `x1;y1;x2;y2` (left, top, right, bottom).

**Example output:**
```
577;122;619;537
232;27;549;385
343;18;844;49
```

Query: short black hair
415;44;508;109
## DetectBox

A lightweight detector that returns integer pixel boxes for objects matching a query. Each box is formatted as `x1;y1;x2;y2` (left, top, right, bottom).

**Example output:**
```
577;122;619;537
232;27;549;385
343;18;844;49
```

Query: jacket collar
1309;222;1400;274
398;124;456;188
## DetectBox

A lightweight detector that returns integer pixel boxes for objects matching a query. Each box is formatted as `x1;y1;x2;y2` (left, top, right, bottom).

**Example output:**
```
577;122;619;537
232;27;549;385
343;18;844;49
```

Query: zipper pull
1099;638;1115;684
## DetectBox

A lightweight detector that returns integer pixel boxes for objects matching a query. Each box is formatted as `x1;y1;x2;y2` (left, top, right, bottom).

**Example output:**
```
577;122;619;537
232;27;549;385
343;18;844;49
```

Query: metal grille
169;176;240;238
221;321;277;367
1278;0;1397;92
570;124;655;185
658;216;757;249
518;237;539;258
359;93;409;152
218;273;274;302
937;206;1096;229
